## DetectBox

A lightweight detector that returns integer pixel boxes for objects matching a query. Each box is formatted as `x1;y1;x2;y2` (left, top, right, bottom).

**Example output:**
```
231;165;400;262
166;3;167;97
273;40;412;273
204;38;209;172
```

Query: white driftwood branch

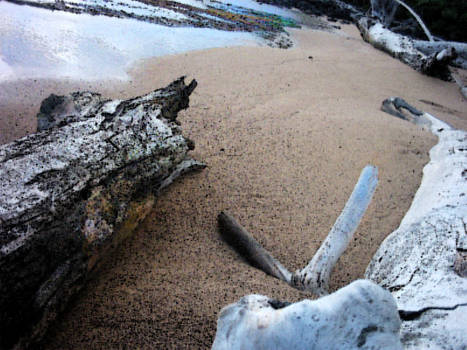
392;0;434;42
291;165;378;295
218;165;378;296
414;40;467;55
369;0;433;41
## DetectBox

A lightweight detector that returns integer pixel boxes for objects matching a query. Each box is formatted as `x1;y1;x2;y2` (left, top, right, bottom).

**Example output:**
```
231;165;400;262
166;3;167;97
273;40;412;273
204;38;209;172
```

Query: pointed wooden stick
218;165;378;296
218;212;291;283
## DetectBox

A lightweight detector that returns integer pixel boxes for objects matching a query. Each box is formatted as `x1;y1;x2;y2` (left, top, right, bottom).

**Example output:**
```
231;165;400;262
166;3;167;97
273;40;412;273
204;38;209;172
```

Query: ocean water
0;0;299;82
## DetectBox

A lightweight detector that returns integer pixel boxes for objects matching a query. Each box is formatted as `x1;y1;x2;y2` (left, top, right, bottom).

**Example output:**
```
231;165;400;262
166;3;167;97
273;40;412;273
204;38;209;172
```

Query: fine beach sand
1;24;466;348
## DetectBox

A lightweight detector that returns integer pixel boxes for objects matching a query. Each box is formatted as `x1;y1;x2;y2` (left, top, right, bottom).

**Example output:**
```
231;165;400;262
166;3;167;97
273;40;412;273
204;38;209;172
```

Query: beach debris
357;0;467;83
211;280;402;350
219;165;378;296
367;97;467;349
213;98;466;349
380;97;426;125
261;0;467;84
357;18;456;81
0;77;205;349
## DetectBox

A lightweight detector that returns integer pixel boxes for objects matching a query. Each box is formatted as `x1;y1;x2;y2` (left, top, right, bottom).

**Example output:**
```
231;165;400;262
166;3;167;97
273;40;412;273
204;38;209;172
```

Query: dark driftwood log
0;77;205;349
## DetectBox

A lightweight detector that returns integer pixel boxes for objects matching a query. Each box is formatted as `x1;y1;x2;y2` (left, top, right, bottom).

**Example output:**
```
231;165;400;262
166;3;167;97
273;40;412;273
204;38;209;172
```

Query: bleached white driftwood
370;0;433;41
291;165;378;295
357;0;467;86
367;97;467;349
218;165;378;296
211;280;402;350
357;18;455;80
414;40;467;70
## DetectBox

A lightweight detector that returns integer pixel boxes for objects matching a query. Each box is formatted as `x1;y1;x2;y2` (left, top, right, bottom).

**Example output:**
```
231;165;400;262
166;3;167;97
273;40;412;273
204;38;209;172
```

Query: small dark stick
218;212;291;283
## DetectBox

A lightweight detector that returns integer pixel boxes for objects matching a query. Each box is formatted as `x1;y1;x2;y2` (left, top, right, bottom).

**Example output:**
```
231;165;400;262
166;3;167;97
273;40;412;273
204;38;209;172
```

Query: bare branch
291;165;379;295
218;165;378;296
392;0;434;42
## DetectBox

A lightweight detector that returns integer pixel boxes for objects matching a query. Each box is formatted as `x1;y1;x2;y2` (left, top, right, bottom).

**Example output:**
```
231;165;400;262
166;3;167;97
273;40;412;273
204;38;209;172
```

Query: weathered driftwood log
373;0;434;42
357;17;455;80
367;98;467;349
358;0;467;87
218;165;378;296
212;280;402;350
0;77;205;349
414;40;467;70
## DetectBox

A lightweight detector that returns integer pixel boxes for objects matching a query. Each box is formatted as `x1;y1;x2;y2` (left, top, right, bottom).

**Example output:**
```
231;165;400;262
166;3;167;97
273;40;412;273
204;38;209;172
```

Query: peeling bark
0;77;205;349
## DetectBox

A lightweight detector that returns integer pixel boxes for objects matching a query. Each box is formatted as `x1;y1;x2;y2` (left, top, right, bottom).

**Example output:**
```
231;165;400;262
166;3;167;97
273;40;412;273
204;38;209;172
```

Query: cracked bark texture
0;77;204;349
366;98;467;349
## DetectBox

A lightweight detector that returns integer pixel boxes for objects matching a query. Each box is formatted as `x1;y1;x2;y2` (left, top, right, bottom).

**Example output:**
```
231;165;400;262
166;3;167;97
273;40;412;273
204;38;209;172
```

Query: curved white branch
393;0;434;42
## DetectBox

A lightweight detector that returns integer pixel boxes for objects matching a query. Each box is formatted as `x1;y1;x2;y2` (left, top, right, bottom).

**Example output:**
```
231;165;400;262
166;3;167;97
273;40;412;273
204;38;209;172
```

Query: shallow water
0;0;301;81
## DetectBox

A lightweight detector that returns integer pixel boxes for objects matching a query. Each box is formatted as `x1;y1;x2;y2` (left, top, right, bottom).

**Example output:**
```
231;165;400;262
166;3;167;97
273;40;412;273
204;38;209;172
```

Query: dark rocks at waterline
0;77;205;349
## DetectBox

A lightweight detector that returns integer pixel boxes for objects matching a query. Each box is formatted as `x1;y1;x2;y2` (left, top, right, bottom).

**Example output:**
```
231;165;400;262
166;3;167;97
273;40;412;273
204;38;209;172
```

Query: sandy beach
1;23;466;348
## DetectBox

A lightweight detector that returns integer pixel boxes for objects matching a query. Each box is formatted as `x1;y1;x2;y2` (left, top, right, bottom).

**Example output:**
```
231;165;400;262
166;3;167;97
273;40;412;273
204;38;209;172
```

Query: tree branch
392;0;434;42
291;165;378;295
218;165;378;296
